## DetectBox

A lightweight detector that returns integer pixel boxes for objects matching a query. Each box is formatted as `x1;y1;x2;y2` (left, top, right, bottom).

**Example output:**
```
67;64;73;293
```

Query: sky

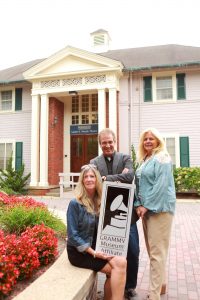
0;0;200;70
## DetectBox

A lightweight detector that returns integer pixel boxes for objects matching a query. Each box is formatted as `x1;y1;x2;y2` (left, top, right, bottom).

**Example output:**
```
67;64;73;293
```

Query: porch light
69;91;78;96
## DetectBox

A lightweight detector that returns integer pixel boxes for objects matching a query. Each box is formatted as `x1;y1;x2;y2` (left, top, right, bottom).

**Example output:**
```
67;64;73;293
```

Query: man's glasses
81;164;97;171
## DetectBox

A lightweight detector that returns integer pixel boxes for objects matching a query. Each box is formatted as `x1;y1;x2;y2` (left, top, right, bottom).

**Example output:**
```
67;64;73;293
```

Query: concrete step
46;187;72;197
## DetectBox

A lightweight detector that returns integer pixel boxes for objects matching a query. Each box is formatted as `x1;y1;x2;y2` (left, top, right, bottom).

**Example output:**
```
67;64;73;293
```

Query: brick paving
33;193;200;300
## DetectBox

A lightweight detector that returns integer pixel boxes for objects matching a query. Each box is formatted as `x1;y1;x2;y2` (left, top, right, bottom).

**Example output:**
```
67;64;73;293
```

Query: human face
83;169;96;193
99;133;115;157
143;131;159;155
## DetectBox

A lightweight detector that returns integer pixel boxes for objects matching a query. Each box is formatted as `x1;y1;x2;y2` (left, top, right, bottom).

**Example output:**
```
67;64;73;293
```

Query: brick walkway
34;194;200;300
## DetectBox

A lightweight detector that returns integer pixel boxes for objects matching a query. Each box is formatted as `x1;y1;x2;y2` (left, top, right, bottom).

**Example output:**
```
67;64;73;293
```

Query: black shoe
125;288;137;299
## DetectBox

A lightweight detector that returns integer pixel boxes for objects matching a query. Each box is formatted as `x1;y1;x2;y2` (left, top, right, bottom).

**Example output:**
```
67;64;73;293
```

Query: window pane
6;143;12;168
72;96;79;113
72;115;79;124
166;138;175;165
82;115;89;124
92;94;98;111
156;77;173;100
82;95;89;112
91;114;98;124
1;90;12;111
0;144;5;169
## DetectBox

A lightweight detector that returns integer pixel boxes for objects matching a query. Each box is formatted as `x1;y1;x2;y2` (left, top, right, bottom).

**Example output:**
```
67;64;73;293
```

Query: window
82;95;89;112
72;96;79;113
156;76;173;100
0;142;13;169
143;73;186;103
92;94;98;111
82;114;89;124
0;90;13;111
163;135;180;167
71;94;98;124
72;115;79;124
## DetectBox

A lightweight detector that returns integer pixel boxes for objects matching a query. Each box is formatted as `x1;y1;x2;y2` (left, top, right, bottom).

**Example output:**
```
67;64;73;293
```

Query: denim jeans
126;223;140;290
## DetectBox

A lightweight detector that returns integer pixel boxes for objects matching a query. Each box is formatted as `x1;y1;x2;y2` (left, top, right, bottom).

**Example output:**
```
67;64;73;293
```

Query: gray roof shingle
101;44;200;70
1;44;200;83
0;59;44;83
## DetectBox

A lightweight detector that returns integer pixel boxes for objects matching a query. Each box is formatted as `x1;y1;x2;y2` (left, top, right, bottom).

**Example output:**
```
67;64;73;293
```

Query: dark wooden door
71;134;98;172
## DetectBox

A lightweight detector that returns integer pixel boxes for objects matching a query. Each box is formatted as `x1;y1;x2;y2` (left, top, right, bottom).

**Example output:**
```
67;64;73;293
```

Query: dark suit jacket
90;152;134;183
90;152;138;223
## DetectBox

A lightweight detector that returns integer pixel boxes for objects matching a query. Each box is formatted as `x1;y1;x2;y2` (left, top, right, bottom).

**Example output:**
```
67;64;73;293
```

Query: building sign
95;181;134;257
70;124;98;135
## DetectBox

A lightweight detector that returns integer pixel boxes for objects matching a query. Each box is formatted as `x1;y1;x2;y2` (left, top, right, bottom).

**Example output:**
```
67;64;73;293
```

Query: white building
0;29;200;194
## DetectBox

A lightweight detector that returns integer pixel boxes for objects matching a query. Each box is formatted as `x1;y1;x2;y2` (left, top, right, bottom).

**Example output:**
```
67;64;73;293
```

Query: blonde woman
66;164;127;300
134;128;176;300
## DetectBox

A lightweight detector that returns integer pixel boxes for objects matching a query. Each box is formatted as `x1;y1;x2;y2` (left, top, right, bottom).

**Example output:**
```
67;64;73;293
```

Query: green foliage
131;144;139;171
0;156;30;195
0;205;66;238
173;167;200;195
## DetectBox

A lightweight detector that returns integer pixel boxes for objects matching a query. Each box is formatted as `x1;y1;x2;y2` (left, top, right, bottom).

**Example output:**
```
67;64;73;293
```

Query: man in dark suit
90;128;139;300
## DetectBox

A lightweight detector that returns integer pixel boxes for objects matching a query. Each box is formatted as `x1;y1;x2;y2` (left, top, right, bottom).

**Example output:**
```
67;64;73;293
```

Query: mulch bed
3;237;66;300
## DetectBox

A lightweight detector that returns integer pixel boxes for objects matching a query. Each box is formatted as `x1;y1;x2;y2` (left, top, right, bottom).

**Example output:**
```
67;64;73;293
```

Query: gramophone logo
102;185;130;238
96;182;134;257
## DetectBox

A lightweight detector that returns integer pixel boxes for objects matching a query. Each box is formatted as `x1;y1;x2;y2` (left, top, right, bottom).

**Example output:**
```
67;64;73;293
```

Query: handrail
59;172;80;198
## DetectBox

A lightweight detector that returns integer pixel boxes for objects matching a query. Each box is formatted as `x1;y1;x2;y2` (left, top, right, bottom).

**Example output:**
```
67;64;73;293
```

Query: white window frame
0;139;15;170
0;87;15;112
152;72;177;103
71;94;98;125
162;133;180;167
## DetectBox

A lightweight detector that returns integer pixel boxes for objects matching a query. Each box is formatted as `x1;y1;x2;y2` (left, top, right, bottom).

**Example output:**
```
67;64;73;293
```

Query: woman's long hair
74;164;102;214
137;127;169;162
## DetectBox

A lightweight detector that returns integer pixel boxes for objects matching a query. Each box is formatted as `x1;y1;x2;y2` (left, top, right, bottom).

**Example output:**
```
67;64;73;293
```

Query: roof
101;44;200;70
0;59;44;84
1;44;200;84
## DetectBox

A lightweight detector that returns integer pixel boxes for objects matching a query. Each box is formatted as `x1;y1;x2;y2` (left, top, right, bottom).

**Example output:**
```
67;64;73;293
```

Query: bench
59;172;80;198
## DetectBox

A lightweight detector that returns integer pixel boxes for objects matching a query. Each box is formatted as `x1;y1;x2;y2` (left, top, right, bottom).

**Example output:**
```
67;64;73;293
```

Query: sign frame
95;181;134;257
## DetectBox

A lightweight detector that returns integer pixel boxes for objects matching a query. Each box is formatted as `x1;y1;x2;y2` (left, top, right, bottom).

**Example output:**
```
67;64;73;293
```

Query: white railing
59;172;80;198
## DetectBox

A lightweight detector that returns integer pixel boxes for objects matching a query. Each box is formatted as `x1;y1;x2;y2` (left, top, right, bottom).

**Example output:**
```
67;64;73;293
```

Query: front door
71;134;98;172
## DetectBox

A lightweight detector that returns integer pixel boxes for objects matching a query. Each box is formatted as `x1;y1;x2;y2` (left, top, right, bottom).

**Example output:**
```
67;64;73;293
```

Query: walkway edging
13;250;97;300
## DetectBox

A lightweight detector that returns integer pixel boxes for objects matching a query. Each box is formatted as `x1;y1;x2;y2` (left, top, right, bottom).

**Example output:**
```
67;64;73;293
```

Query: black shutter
15;88;22;110
143;76;152;102
180;137;189;167
177;74;186;100
15;142;23;170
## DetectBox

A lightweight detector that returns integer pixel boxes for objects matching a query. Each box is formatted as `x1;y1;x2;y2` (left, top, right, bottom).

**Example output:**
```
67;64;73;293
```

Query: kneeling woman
66;164;126;300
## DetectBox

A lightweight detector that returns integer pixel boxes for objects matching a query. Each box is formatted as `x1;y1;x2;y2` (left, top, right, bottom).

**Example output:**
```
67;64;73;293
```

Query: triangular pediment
23;46;123;80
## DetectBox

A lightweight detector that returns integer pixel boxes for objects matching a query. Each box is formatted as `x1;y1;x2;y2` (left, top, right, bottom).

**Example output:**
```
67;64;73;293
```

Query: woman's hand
136;206;148;219
94;251;114;261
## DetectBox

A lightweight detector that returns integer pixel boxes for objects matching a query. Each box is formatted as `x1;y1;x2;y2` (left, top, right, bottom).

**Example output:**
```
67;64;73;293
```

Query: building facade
0;30;200;193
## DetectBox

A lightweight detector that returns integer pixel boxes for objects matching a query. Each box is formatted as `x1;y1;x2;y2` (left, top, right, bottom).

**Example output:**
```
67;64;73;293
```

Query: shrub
0;205;66;237
0;225;59;296
4;232;40;280
173;167;200;195
0;156;30;195
131;145;139;172
0;231;20;296
21;224;58;265
0;193;66;237
0;194;65;296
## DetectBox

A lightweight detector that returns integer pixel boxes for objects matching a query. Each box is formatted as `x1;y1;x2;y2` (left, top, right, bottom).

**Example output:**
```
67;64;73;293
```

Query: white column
30;95;40;186
98;89;106;154
39;94;49;187
108;88;117;136
98;89;106;131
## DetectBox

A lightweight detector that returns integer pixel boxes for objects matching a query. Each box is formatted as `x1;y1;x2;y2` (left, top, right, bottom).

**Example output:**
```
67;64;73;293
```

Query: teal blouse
134;151;176;214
